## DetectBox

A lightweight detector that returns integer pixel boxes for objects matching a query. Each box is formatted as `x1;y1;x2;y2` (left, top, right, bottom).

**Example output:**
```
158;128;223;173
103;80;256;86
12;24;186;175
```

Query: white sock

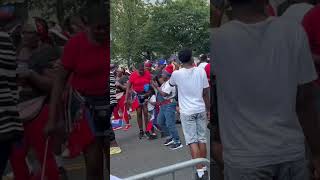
202;166;207;171
197;169;205;178
55;155;64;167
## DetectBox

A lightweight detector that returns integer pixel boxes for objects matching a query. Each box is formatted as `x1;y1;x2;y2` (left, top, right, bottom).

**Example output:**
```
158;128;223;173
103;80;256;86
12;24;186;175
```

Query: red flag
123;105;129;124
146;120;153;132
131;97;140;111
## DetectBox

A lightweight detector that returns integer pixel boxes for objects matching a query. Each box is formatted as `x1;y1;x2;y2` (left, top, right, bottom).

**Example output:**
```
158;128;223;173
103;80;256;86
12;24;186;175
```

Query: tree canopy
111;0;209;67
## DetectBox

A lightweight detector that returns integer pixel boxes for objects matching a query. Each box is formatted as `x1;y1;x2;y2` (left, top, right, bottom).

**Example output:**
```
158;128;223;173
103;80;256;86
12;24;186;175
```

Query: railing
123;158;210;180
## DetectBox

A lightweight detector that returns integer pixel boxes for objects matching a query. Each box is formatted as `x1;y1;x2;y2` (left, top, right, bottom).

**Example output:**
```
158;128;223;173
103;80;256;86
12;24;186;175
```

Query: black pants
105;105;116;175
106;105;116;142
0;140;12;180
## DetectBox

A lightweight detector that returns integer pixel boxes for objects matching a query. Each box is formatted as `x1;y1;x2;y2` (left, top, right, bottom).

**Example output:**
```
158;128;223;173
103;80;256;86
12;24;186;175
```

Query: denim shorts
224;158;310;180
180;112;207;145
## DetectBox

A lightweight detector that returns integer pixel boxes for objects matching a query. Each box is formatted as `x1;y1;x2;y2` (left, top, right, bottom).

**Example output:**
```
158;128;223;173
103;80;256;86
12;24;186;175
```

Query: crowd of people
1;2;111;180
110;52;211;179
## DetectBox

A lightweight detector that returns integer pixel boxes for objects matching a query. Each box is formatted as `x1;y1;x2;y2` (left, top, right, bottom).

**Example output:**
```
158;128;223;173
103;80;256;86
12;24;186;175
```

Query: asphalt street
2;115;210;180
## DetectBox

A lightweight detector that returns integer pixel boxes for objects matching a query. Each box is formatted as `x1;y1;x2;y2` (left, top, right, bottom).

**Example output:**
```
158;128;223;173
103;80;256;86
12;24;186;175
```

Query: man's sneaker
195;171;209;180
169;142;183;150
202;171;209;180
163;138;174;146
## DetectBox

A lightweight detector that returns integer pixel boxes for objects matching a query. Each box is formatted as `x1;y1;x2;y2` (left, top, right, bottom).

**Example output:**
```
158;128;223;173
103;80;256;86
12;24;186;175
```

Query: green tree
111;0;148;67
111;0;209;66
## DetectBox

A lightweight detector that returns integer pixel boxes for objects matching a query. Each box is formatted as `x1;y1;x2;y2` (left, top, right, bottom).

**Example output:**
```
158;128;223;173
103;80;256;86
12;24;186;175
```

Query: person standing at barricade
45;4;109;180
169;49;210;180
125;63;157;140
152;65;183;150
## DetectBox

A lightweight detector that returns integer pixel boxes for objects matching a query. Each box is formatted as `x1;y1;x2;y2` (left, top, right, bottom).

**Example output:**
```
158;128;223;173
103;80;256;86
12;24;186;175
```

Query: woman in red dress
125;63;157;139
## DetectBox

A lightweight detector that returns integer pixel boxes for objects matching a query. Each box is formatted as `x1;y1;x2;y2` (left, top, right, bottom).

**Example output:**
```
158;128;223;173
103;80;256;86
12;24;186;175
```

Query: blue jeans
157;102;180;143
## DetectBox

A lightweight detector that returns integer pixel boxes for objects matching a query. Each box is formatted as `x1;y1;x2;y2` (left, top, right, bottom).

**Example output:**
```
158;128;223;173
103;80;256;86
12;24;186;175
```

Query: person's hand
313;157;320;179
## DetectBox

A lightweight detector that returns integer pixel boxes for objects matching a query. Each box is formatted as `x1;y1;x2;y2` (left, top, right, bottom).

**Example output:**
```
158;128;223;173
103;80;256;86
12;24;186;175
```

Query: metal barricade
123;158;210;180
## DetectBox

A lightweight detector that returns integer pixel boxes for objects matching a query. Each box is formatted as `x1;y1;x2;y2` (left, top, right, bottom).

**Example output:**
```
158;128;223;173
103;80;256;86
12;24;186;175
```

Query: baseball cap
158;59;167;65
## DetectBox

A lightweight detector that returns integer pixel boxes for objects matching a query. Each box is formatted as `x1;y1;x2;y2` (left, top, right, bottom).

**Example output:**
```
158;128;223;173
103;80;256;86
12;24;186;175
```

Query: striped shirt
110;71;117;105
0;31;23;142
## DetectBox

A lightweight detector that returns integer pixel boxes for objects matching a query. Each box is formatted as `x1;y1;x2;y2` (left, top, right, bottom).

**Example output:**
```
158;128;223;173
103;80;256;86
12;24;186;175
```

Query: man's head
162;65;174;81
137;63;145;75
116;67;125;77
144;60;152;71
178;48;193;65
21;22;40;49
199;54;208;63
158;59;167;69
86;3;108;44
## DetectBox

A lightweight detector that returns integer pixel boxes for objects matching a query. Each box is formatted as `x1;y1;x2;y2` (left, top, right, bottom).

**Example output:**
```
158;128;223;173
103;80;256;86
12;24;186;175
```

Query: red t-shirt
204;63;210;81
129;70;151;93
62;32;109;95
302;5;320;85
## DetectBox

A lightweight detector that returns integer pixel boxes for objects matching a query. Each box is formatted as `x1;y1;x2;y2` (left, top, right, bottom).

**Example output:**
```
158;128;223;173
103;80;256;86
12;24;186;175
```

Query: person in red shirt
45;4;109;180
125;63;157;139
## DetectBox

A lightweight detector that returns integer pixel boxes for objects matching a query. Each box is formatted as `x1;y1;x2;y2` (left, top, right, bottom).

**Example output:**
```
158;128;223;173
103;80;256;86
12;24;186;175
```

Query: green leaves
111;0;209;66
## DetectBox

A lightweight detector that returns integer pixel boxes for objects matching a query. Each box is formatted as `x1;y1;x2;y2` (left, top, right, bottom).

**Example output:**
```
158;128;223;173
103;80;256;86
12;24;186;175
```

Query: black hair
178;48;193;64
137;63;144;70
199;54;207;62
149;87;155;95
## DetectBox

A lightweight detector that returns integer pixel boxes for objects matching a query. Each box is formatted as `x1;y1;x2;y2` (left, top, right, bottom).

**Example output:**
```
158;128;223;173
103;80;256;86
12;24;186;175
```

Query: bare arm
125;81;132;103
49;65;70;124
296;83;320;158
203;87;210;115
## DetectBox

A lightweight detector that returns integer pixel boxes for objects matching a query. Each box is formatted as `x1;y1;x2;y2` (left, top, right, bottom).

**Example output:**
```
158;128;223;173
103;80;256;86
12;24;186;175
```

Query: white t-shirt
212;17;317;168
161;80;176;100
198;62;208;69
147;94;156;111
282;3;314;23
169;67;209;115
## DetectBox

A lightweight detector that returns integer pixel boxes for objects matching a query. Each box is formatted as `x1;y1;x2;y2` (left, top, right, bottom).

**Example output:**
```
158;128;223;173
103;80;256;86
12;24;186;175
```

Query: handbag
18;96;46;123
